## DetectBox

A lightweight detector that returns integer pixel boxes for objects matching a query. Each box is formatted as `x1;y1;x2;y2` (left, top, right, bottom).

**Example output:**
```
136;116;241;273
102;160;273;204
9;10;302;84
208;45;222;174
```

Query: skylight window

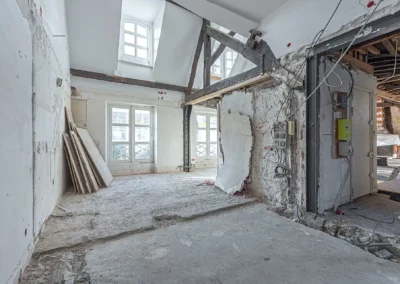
119;19;152;66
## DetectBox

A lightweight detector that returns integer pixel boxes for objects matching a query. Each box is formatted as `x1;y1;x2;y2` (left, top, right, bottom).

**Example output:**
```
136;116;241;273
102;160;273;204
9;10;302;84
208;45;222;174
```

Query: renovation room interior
3;0;400;283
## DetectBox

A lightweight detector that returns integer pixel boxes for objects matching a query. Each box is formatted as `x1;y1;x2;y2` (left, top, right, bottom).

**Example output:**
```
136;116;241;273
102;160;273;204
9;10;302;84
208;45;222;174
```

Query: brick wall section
390;106;400;135
377;97;389;134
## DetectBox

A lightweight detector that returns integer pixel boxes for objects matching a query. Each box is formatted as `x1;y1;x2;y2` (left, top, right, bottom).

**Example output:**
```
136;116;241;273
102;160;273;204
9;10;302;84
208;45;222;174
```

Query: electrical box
337;119;351;141
339;141;353;156
273;122;287;149
287;120;295;136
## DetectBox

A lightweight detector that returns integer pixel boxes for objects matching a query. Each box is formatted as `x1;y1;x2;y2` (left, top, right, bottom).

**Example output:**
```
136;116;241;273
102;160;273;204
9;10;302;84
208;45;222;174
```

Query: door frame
306;11;400;213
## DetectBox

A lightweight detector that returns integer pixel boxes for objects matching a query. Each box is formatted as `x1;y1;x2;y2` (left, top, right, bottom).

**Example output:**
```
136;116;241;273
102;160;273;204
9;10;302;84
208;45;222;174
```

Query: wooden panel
63;134;85;194
338;54;374;75
76;128;113;187
65;107;74;132
70;131;91;193
64;147;77;193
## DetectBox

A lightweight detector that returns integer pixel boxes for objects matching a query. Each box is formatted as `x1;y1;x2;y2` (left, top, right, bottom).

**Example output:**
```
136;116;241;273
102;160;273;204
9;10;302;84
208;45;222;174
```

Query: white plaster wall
153;2;202;86
0;1;33;282
191;106;218;169
1;0;71;282
66;0;122;74
71;76;184;175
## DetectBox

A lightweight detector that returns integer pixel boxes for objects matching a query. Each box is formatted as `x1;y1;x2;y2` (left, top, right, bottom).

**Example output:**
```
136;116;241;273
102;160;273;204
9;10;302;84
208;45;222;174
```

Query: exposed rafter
203;20;211;88
186;67;278;105
186;23;205;96
70;69;187;93
206;26;277;70
210;31;236;66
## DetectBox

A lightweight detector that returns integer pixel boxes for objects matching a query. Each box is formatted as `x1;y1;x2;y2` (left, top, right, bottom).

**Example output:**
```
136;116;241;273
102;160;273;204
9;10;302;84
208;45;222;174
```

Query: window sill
119;57;153;69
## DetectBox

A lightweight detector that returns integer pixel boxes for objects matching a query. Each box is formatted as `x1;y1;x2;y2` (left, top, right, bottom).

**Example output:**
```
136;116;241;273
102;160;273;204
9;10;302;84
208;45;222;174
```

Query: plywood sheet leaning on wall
76;128;113;187
215;112;253;194
63;107;112;194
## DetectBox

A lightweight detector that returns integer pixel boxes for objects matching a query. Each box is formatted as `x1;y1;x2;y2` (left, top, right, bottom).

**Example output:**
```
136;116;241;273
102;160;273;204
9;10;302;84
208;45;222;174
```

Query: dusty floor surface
34;168;258;255
23;204;400;284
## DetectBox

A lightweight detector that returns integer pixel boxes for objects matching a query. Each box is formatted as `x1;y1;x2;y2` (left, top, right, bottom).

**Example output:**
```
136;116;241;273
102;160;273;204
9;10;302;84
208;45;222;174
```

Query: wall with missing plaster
1;0;71;283
71;76;185;176
218;60;306;208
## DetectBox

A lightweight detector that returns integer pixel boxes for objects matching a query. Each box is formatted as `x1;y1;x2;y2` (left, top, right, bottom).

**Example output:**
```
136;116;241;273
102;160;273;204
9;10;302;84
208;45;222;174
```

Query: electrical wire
275;0;344;122
287;0;383;119
325;59;355;107
274;148;287;179
323;68;343;88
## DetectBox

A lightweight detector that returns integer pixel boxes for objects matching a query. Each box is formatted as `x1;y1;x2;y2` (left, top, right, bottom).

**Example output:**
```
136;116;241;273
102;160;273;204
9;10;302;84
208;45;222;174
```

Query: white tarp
215;112;253;194
377;134;400;147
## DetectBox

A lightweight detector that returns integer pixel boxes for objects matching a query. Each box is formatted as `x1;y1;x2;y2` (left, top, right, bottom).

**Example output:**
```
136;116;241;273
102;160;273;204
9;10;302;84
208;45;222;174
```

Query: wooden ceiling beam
366;45;380;55
383;40;397;55
186;21;205;96
210;31;236;66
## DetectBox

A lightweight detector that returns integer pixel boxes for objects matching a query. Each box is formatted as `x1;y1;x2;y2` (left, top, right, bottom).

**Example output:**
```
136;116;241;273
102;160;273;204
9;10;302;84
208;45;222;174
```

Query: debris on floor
64;107;113;194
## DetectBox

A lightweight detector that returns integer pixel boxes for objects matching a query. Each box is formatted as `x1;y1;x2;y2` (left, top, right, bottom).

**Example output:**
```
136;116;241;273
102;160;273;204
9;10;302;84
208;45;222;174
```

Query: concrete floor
23;204;400;283
34;168;258;255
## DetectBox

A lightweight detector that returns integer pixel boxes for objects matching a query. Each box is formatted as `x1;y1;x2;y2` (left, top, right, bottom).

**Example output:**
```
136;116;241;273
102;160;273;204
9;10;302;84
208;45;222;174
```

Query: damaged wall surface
216;112;252;194
1;0;71;283
218;63;306;209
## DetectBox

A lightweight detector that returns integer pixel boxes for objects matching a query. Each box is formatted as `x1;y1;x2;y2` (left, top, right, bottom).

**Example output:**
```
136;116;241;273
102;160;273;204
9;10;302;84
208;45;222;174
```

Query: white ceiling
122;0;163;23
207;0;289;22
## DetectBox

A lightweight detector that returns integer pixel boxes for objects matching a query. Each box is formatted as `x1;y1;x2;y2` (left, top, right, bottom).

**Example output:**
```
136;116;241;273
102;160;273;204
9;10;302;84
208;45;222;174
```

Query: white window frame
211;40;238;79
195;113;217;158
108;104;154;164
119;16;153;67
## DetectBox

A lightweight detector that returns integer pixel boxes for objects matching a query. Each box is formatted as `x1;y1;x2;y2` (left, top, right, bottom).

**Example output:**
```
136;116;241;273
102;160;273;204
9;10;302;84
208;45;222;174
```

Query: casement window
225;50;237;77
211;42;237;79
196;114;218;157
120;19;152;66
109;105;153;163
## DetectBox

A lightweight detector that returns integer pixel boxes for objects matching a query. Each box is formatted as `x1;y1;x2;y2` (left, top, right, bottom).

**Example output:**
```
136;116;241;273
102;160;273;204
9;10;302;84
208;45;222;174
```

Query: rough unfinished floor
33;168;258;254
23;204;400;283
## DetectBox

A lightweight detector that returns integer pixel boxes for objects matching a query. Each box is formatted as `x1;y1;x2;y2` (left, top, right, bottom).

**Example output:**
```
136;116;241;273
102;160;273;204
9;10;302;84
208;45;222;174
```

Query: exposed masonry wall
390;106;400;135
218;54;307;210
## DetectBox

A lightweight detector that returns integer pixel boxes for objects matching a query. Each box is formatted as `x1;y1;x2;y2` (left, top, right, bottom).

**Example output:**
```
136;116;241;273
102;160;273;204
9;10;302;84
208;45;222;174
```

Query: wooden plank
70;69;187;93
383;40;397;55
207;25;261;66
186;21;204;96
364;32;400;47
210;31;236;66
64;147;77;193
63;134;85;194
357;48;368;55
337;54;374;75
203;19;211;88
70;132;91;193
186;67;277;105
76;128;113;187
366;45;381;55
71;131;99;192
65;107;74;132
88;157;105;188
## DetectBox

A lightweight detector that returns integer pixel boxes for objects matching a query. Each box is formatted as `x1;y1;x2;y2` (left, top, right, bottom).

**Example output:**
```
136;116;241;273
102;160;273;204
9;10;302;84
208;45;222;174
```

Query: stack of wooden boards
64;107;113;194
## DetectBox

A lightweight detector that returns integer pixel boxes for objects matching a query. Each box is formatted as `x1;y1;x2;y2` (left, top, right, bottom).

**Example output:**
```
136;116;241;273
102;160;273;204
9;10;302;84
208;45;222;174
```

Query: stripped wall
218;60;306;209
1;0;71;282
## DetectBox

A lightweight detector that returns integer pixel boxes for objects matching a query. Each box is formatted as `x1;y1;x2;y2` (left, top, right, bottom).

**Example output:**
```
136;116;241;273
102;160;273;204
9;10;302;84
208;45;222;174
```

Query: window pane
197;129;207;142
196;115;207;128
113;144;130;161
196;144;206;157
210;116;217;129
135;127;150;142
137;37;148;48
112;108;129;124
124;33;135;44
124;45;135;56
210;130;217;142
125;23;135;33
226;60;233;69
214;57;221;66
226;68;232;77
137;25;147;37
112;126;130;142
212;66;221;75
137;48;148;59
135;110;150;125
135;144;151;159
210;144;217;157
